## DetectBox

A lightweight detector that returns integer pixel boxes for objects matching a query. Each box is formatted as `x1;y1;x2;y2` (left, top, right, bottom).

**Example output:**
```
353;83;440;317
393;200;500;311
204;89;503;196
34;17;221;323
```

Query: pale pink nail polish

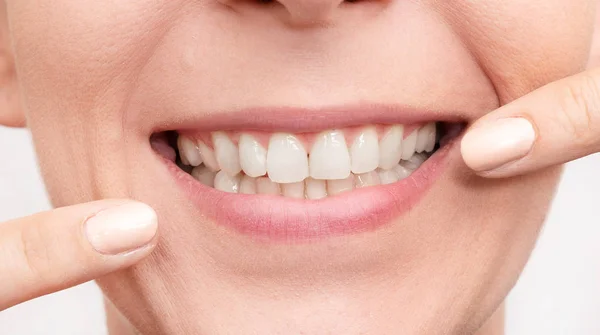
85;202;158;255
461;117;536;172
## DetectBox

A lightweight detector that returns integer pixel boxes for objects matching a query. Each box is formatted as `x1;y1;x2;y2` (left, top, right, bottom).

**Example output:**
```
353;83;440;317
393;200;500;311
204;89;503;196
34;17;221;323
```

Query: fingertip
85;201;158;255
461;117;536;174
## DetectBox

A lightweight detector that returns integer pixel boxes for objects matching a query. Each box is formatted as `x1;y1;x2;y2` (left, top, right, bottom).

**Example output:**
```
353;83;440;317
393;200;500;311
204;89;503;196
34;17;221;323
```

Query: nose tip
277;0;346;26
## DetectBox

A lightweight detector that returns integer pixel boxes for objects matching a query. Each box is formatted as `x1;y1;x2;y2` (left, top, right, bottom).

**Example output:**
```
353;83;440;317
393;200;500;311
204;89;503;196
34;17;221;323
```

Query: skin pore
0;0;597;334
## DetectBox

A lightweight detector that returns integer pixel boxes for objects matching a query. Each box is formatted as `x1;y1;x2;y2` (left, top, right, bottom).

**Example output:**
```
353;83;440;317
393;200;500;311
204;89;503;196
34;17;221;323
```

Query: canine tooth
355;171;381;188
378;169;399;185
214;171;241;193
327;176;354;196
393;164;412;180
256;177;281;195
239;175;257;194
191;165;217;187
416;123;435;153
177;136;203;166
350;127;379;174
267;133;309;183
378;125;404;170
197;140;220;172
425;124;437;152
239;134;267;177
401;129;418;160
305;178;327;200
212;132;241;176
282;182;305;199
309;130;351;180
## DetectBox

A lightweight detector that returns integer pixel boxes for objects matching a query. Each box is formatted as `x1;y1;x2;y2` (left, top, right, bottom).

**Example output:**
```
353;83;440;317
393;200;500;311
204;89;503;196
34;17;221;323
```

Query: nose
276;0;346;26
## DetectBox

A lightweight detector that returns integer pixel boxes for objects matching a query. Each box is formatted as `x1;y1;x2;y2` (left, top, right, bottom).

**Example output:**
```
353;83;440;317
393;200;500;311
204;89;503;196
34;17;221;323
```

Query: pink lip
159;105;459;242
150;103;465;133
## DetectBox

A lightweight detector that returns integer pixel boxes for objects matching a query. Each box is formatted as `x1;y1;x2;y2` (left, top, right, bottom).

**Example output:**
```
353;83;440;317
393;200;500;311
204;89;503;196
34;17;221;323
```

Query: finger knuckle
17;223;55;282
558;73;600;147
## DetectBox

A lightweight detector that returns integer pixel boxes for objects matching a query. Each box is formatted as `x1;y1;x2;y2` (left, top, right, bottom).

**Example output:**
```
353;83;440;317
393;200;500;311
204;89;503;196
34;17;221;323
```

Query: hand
460;66;600;177
461;11;600;177
0;199;158;311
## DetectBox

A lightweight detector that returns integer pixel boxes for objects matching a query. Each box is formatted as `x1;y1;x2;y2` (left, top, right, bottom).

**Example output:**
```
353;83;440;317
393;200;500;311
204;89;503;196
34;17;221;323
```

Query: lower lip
166;141;453;242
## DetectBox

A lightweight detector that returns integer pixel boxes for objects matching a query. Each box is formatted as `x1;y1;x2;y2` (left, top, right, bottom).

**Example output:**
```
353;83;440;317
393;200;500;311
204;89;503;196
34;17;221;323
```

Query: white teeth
378;169;399;185
214;171;241;193
212;132;242;176
378;125;404;170
178;136;203;167
309;130;351;180
238;134;268;178
425;124;437;152
239;175;257;194
197;140;221;172
393;165;412;180
182;122;436;196
267;133;309;184
350;127;379;174
327;176;354;196
401;153;428;170
282;182;305;199
305;178;327;200
416;123;436;153
400;129;418;161
256;177;281;195
191;166;217;187
355;171;381;188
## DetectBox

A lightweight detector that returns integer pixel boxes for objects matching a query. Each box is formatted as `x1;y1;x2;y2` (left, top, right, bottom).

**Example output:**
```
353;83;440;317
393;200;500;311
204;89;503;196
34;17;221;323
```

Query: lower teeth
183;153;429;199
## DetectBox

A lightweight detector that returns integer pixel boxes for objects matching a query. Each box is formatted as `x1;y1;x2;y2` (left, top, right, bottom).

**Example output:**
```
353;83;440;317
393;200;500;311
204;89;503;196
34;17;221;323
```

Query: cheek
438;0;595;102
6;1;178;205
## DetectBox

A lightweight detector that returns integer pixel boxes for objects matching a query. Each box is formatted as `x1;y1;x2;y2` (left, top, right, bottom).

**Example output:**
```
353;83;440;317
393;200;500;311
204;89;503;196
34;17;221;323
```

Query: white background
0;127;599;335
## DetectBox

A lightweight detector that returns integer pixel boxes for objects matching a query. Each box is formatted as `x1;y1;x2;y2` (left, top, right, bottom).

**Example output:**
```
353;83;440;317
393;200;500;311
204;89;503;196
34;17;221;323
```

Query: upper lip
150;103;468;134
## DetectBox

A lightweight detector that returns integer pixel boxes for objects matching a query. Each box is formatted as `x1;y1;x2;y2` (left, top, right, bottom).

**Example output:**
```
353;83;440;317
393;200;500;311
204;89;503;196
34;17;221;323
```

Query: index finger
460;67;600;177
0;199;158;310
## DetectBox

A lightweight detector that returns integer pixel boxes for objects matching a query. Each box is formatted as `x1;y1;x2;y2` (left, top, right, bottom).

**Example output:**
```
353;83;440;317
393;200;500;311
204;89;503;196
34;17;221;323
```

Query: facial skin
0;0;596;334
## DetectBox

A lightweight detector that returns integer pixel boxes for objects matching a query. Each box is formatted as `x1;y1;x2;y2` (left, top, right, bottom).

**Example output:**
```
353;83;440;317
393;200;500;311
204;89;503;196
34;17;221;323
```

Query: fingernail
85;202;158;255
461;117;536;172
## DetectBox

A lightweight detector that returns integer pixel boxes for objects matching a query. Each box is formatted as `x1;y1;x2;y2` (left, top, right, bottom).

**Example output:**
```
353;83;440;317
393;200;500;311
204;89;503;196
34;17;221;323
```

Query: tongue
151;133;177;162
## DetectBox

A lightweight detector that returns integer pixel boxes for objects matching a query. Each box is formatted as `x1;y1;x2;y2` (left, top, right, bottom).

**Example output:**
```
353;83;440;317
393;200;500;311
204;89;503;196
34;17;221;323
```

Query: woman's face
4;0;596;333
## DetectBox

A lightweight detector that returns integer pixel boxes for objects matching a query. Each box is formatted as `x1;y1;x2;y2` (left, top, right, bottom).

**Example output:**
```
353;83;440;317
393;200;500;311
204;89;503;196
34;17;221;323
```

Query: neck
105;299;505;335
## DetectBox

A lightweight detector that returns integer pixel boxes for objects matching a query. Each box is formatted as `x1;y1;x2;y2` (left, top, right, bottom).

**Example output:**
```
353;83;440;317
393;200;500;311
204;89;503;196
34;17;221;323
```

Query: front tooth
256;177;281;195
214;171;241;193
309;130;351;180
400;129;418;160
239;175;257;194
350;127;379;174
282;182;305;199
305;178;327;200
212;132;241;176
191;165;217;187
378;169;399;185
267;133;309;183
197;140;220;172
238;134;267;177
355;171;381;188
393;165;412;180
178;136;203;166
327;176;354;196
416;123;436;153
378;125;404;170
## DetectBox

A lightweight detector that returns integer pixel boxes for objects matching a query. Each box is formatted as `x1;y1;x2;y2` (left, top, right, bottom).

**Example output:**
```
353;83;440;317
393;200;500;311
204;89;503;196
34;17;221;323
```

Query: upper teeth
178;123;437;197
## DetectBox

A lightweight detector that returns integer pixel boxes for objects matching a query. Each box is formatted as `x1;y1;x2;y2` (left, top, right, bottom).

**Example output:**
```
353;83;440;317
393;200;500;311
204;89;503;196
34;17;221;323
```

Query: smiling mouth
150;105;463;240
